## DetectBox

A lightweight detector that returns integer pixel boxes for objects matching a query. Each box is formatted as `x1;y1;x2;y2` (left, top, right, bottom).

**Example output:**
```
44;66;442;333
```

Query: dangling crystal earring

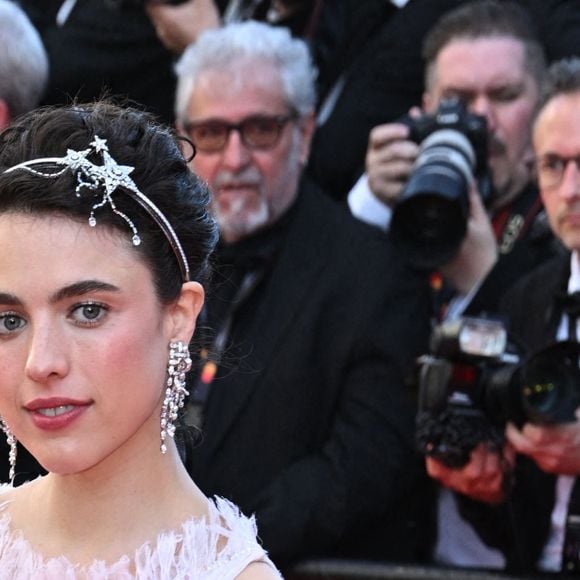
160;340;192;454
0;417;16;481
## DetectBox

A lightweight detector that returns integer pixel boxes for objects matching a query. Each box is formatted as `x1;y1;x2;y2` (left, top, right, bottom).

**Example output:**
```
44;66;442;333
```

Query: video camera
390;98;492;271
416;317;580;468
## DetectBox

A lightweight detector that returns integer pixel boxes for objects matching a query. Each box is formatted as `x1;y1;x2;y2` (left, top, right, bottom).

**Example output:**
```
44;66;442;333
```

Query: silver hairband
3;136;190;282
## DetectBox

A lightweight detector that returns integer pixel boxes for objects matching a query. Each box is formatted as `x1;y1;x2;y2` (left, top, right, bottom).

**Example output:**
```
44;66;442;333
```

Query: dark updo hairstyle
0;101;218;304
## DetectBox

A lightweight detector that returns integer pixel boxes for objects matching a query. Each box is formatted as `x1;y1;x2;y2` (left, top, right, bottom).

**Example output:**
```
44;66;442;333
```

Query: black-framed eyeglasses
536;154;580;190
183;113;298;153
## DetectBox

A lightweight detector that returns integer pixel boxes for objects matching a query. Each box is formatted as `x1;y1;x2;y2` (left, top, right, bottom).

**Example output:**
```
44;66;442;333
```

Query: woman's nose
25;323;69;383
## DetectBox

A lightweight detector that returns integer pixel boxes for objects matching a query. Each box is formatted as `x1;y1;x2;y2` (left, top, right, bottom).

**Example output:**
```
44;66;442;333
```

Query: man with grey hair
0;0;48;127
175;21;432;569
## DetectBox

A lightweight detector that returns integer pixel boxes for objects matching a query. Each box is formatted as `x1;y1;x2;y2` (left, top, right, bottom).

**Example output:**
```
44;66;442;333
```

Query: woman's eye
0;313;26;335
70;303;108;325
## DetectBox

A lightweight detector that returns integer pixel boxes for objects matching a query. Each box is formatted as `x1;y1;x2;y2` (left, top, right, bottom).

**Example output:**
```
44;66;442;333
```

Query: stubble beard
213;192;270;244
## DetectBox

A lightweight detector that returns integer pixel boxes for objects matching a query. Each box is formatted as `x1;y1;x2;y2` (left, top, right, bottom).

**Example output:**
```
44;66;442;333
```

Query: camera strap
492;192;543;256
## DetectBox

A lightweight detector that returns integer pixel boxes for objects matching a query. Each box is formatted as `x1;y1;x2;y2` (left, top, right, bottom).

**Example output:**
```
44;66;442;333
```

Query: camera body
390;98;491;270
416;317;580;468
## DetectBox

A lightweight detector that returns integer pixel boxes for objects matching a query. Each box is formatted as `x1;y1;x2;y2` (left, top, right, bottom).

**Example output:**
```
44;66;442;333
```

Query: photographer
348;1;563;569
428;58;580;573
349;1;557;314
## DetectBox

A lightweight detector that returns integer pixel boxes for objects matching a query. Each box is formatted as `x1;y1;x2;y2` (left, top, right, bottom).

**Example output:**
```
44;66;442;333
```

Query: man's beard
211;165;271;242
213;190;270;242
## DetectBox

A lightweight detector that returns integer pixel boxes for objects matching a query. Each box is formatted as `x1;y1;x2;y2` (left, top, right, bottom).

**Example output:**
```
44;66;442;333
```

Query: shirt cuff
347;174;392;232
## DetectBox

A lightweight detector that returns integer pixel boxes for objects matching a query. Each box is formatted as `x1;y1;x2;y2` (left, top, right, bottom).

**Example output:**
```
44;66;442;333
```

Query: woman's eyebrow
0;292;21;306
50;280;121;304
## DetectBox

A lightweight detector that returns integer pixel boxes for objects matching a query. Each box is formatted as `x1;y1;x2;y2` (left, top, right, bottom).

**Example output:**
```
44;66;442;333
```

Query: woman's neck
9;442;208;566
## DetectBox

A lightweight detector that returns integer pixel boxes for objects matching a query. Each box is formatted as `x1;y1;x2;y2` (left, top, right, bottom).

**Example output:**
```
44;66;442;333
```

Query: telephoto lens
390;98;490;270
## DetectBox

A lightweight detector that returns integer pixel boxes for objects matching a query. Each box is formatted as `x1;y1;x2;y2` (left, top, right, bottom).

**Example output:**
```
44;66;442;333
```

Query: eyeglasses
536;154;580;190
183;114;297;153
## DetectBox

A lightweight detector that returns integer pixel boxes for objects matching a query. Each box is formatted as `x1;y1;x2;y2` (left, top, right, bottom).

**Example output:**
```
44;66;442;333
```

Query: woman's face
0;213;197;475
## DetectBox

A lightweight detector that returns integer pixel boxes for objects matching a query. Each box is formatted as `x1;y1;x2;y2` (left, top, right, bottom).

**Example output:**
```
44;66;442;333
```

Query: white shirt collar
568;251;580;293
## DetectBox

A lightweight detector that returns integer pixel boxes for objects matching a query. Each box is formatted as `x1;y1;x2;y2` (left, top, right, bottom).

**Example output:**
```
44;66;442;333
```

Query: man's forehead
433;36;530;87
534;94;580;150
197;60;282;94
188;65;287;117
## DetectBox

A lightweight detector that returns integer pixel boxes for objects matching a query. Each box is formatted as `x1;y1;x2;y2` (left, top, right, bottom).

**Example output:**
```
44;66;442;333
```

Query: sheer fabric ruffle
0;488;276;579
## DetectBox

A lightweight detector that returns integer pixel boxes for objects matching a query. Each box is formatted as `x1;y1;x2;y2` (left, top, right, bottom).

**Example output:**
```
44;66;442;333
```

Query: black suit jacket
460;252;570;572
464;183;560;316
189;179;432;568
20;0;178;124
306;0;465;200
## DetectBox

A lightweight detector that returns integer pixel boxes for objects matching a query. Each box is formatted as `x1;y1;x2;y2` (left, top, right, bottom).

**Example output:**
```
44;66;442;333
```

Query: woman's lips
25;398;92;431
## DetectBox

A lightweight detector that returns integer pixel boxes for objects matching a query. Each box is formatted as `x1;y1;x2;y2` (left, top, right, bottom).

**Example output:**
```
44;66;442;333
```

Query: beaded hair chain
3;136;190;282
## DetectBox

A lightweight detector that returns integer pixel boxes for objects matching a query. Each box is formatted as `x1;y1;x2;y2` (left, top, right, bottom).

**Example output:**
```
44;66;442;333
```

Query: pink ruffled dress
0;487;280;579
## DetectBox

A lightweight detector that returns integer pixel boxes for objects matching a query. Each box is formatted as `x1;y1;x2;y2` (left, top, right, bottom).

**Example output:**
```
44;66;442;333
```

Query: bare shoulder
0;484;15;500
236;560;283;580
0;480;31;505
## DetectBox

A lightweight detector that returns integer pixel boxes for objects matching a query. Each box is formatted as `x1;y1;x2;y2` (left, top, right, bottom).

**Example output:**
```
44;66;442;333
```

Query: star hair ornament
3;136;190;282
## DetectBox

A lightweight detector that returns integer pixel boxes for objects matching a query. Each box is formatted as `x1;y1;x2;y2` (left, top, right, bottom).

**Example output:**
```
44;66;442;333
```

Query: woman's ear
165;281;205;342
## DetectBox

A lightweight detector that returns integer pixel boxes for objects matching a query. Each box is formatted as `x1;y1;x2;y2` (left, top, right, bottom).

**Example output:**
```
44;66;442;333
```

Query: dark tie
555;290;580;316
555;291;580;341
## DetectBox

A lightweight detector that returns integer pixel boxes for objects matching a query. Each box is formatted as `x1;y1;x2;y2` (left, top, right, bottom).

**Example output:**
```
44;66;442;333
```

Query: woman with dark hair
0;101;280;578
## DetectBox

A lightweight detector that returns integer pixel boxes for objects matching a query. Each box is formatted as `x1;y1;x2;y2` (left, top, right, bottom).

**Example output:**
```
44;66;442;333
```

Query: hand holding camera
439;184;497;295
426;411;580;505
507;418;580;476
386;98;492;270
426;442;515;504
367;100;498;294
417;317;580;471
365;114;420;209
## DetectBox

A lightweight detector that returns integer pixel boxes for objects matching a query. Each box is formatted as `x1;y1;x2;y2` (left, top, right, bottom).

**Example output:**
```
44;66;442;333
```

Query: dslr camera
416;317;580;468
390;98;492;270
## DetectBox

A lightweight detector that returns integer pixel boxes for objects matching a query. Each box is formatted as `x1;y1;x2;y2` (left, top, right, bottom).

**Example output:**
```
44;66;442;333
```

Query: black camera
390;98;492;270
416;317;580;468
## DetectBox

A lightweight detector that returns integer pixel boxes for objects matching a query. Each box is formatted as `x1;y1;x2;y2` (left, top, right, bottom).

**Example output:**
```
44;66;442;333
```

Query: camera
416;317;580;468
389;98;492;270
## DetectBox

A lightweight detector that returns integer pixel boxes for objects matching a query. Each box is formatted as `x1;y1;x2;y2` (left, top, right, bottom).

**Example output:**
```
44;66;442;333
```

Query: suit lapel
201;183;335;458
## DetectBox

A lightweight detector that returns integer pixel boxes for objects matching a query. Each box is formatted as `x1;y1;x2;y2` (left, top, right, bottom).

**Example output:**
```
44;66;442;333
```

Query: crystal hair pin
3;136;190;282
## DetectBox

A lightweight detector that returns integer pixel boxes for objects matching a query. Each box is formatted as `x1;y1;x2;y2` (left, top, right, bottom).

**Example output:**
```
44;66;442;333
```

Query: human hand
146;0;220;54
365;120;419;208
440;184;498;295
426;442;515;504
506;416;580;475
